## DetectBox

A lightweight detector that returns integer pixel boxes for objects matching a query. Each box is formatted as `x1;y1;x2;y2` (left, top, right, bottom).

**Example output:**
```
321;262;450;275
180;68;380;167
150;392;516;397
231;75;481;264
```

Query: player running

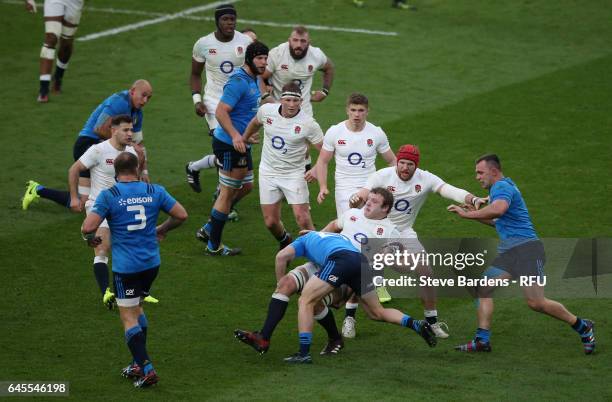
448;154;595;354
242;83;324;249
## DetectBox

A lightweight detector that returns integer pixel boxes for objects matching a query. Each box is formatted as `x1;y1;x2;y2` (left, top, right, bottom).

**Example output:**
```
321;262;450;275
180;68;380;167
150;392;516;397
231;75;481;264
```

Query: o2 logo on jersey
220;60;235;74
271;136;287;154
394;199;412;214
354;232;368;245
348;152;366;168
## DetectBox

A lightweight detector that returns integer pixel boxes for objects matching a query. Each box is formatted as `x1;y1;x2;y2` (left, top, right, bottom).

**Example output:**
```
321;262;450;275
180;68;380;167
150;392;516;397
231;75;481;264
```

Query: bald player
22;80;153;211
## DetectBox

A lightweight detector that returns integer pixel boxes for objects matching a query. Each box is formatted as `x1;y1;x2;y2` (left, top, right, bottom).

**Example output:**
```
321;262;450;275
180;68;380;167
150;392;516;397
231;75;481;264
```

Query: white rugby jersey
192;31;253;108
322;121;391;190
266;42;328;117
338;208;400;250
79;140;137;201
257;103;323;178
365;167;445;234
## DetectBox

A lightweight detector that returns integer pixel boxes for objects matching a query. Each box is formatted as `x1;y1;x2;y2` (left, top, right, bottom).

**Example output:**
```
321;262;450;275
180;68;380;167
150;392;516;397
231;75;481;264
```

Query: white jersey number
127;205;147;231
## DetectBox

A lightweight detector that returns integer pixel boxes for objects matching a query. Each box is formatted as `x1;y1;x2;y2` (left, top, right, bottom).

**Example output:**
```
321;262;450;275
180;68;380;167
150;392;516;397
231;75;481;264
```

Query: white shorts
334;187;361;220
85;200;109;229
44;0;83;24
204;98;220;132
259;174;309;205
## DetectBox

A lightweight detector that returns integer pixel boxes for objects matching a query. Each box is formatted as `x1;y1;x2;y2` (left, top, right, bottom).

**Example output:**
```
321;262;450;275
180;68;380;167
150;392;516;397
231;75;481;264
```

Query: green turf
1;0;610;400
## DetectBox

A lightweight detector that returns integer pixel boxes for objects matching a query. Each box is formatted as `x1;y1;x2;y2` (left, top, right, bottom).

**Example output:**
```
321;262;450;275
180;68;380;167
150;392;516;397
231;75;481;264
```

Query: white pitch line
77;1;241;42
4;0;397;38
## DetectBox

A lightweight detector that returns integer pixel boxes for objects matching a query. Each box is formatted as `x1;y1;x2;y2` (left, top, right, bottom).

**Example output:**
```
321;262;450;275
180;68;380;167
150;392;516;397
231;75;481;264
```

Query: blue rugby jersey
79;90;143;140
91;181;176;273
489;177;538;251
213;68;260;146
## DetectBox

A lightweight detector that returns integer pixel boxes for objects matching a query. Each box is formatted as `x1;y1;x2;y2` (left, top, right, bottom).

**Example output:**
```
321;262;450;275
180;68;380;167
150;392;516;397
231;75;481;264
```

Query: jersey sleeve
155;185;178;213
256;103;268;123
322;127;336;152
376;128;391;154
314;47;328;69
133;111;143;132
364;170;382;190
423;170;446;193
291;235;306;258
192;38;206;63
91;189;111;219
265;47;278;73
306;119;324;144
220;76;247;109
79;144;100;169
490;181;513;206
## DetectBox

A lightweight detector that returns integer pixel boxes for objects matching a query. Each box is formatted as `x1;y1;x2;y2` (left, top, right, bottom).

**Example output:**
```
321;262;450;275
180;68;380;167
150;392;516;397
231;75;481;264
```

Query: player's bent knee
61;24;78;39
276;275;297;296
44;21;62;42
526;297;546;312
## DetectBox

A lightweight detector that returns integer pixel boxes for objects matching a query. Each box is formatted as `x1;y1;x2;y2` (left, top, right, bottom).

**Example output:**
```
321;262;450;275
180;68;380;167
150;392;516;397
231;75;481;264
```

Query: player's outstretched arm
320;219;341;233
437;183;487;209
156;202;188;241
447;199;508;226
275;245;296;281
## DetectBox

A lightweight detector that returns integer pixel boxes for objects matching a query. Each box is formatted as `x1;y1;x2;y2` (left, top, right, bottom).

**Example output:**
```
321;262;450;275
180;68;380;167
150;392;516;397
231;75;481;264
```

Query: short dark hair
281;82;302;95
114;152;139;177
292;25;309;36
347;93;368;107
111;114;133;127
370;187;394;213
476;153;502;170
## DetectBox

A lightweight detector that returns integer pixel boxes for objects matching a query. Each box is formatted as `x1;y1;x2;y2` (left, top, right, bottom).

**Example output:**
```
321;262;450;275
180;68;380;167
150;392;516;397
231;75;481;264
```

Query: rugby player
25;0;84;102
242;83;323;249
82;152;187;387
22;80;153;210
195;41;269;256
448;154;595;354
349;144;488;339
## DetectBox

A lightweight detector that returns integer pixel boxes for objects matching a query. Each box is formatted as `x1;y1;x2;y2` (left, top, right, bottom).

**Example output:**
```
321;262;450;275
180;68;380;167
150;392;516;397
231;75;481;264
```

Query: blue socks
125;325;153;374
207;208;228;250
299;332;312;356
475;327;490;343
401;314;420;332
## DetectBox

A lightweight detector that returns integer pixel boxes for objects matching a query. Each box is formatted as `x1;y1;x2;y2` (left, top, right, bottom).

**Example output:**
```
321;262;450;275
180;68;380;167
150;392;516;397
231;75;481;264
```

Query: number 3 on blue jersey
127;205;146;231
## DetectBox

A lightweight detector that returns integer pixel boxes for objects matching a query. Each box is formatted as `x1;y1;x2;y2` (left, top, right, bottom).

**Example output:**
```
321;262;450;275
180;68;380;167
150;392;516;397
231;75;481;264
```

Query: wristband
192;93;202;104
260;92;271;101
321;88;330;96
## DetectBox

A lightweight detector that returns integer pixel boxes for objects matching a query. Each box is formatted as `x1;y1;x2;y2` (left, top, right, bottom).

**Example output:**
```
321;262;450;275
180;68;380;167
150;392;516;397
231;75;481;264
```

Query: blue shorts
317;250;375;296
113;267;159;307
490;240;545;279
212;137;253;172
